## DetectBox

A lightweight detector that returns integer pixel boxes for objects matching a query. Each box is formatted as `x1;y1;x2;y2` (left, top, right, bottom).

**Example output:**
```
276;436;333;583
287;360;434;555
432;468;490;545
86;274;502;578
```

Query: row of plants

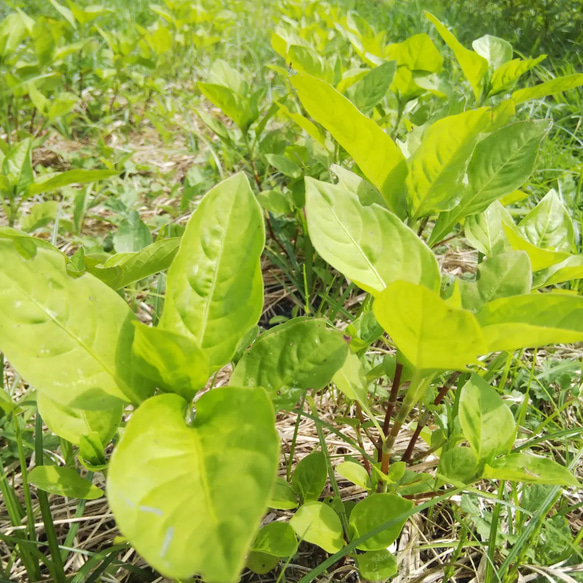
1;1;583;582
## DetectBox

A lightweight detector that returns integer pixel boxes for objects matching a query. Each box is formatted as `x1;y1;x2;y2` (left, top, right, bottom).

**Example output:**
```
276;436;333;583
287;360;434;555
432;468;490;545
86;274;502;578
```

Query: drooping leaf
406;108;490;218
305;178;440;295
459;374;516;460
374;281;487;371
459;251;531;312
160;173;265;370
276;101;326;146
230;318;348;410
0;241;152;409
430;120;550;244
107;389;279;582
483;454;579;486
290;71;407;215
476;293;583;352
503;224;569;271
472;35;513;70
512;73;583;105
132;323;209;401
292;452;327;503
289;501;344;553
519;189;574;252
86;238;180;290
29;466;103;500
348;493;413;551
37;392;122;446
425;12;488;100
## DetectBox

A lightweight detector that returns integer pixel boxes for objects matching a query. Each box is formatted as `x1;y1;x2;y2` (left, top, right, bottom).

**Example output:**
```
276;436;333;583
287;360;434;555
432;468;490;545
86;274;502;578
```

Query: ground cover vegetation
1;0;583;581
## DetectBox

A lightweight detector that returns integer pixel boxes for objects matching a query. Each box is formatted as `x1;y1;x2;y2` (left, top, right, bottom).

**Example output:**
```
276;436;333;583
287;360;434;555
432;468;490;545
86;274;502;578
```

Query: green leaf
292;452;327;503
230;318;348;411
349;493;413;551
270;477;299;510
198;83;257;130
289;501;344;553
336;461;370;491
276;101;326;146
37;392;122;446
246;552;279;575
29;466;103;500
290;71;407;215
113;211;152;253
357;549;397;582
27;169;118;196
252;522;298;557
519;189;574;252
503;224;569;271
20;201;59;233
132;323;209;401
430;120;550;244
406;108;490;218
476;293;583;352
472;35;513;70
160;173;265;370
459;374;516;460
374;281;487;371
331;165;387;208
4;138;33;194
305;178;440;295
489;56;546;97
464;201;516;257
86;238;180;290
288;44;334;83
512;73;583;105
425;12;488;100
0;242;152;409
459;251;531;312
265;153;301;179
535;255;583;288
438;447;480;484
107;389;279;582
346;61;396;113
483;454;579;486
385;33;443;72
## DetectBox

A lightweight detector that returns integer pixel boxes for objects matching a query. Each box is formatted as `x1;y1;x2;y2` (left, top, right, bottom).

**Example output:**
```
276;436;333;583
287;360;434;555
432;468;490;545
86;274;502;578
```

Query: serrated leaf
107;389;279;582
230;318;348;411
459;374;515;460
160;173;264;370
374;281;487;371
290;71;407;215
306;178;440;295
0;242;152;409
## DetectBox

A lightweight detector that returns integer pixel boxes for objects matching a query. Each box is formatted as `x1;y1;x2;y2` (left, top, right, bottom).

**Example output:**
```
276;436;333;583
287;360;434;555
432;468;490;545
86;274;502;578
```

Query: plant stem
379;363;402;462
355;403;372;475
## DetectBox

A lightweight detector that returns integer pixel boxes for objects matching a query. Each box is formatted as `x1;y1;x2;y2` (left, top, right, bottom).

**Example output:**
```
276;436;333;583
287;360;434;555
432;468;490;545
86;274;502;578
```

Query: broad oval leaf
290;71;407;215
107;388;279;582
464;201;515;257
29;466;103;500
406;108;490;218
0;241;152;409
503;224;569;271
132;323;209;401
384;33;443;72
472;34;513;69
374;281;487;371
349;493;413;551
346;61;396;113
292;452;327;503
438;447;480;484
483;453;579;486
336;461;370;491
230;318;348;411
289;501;344;553
37;392;122;446
476;293;583;352
430;120;550;244
251;522;298;557
305;178;440;295
357;549;397;581
459;374;516;460
160;172;265;370
269;477;299;510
